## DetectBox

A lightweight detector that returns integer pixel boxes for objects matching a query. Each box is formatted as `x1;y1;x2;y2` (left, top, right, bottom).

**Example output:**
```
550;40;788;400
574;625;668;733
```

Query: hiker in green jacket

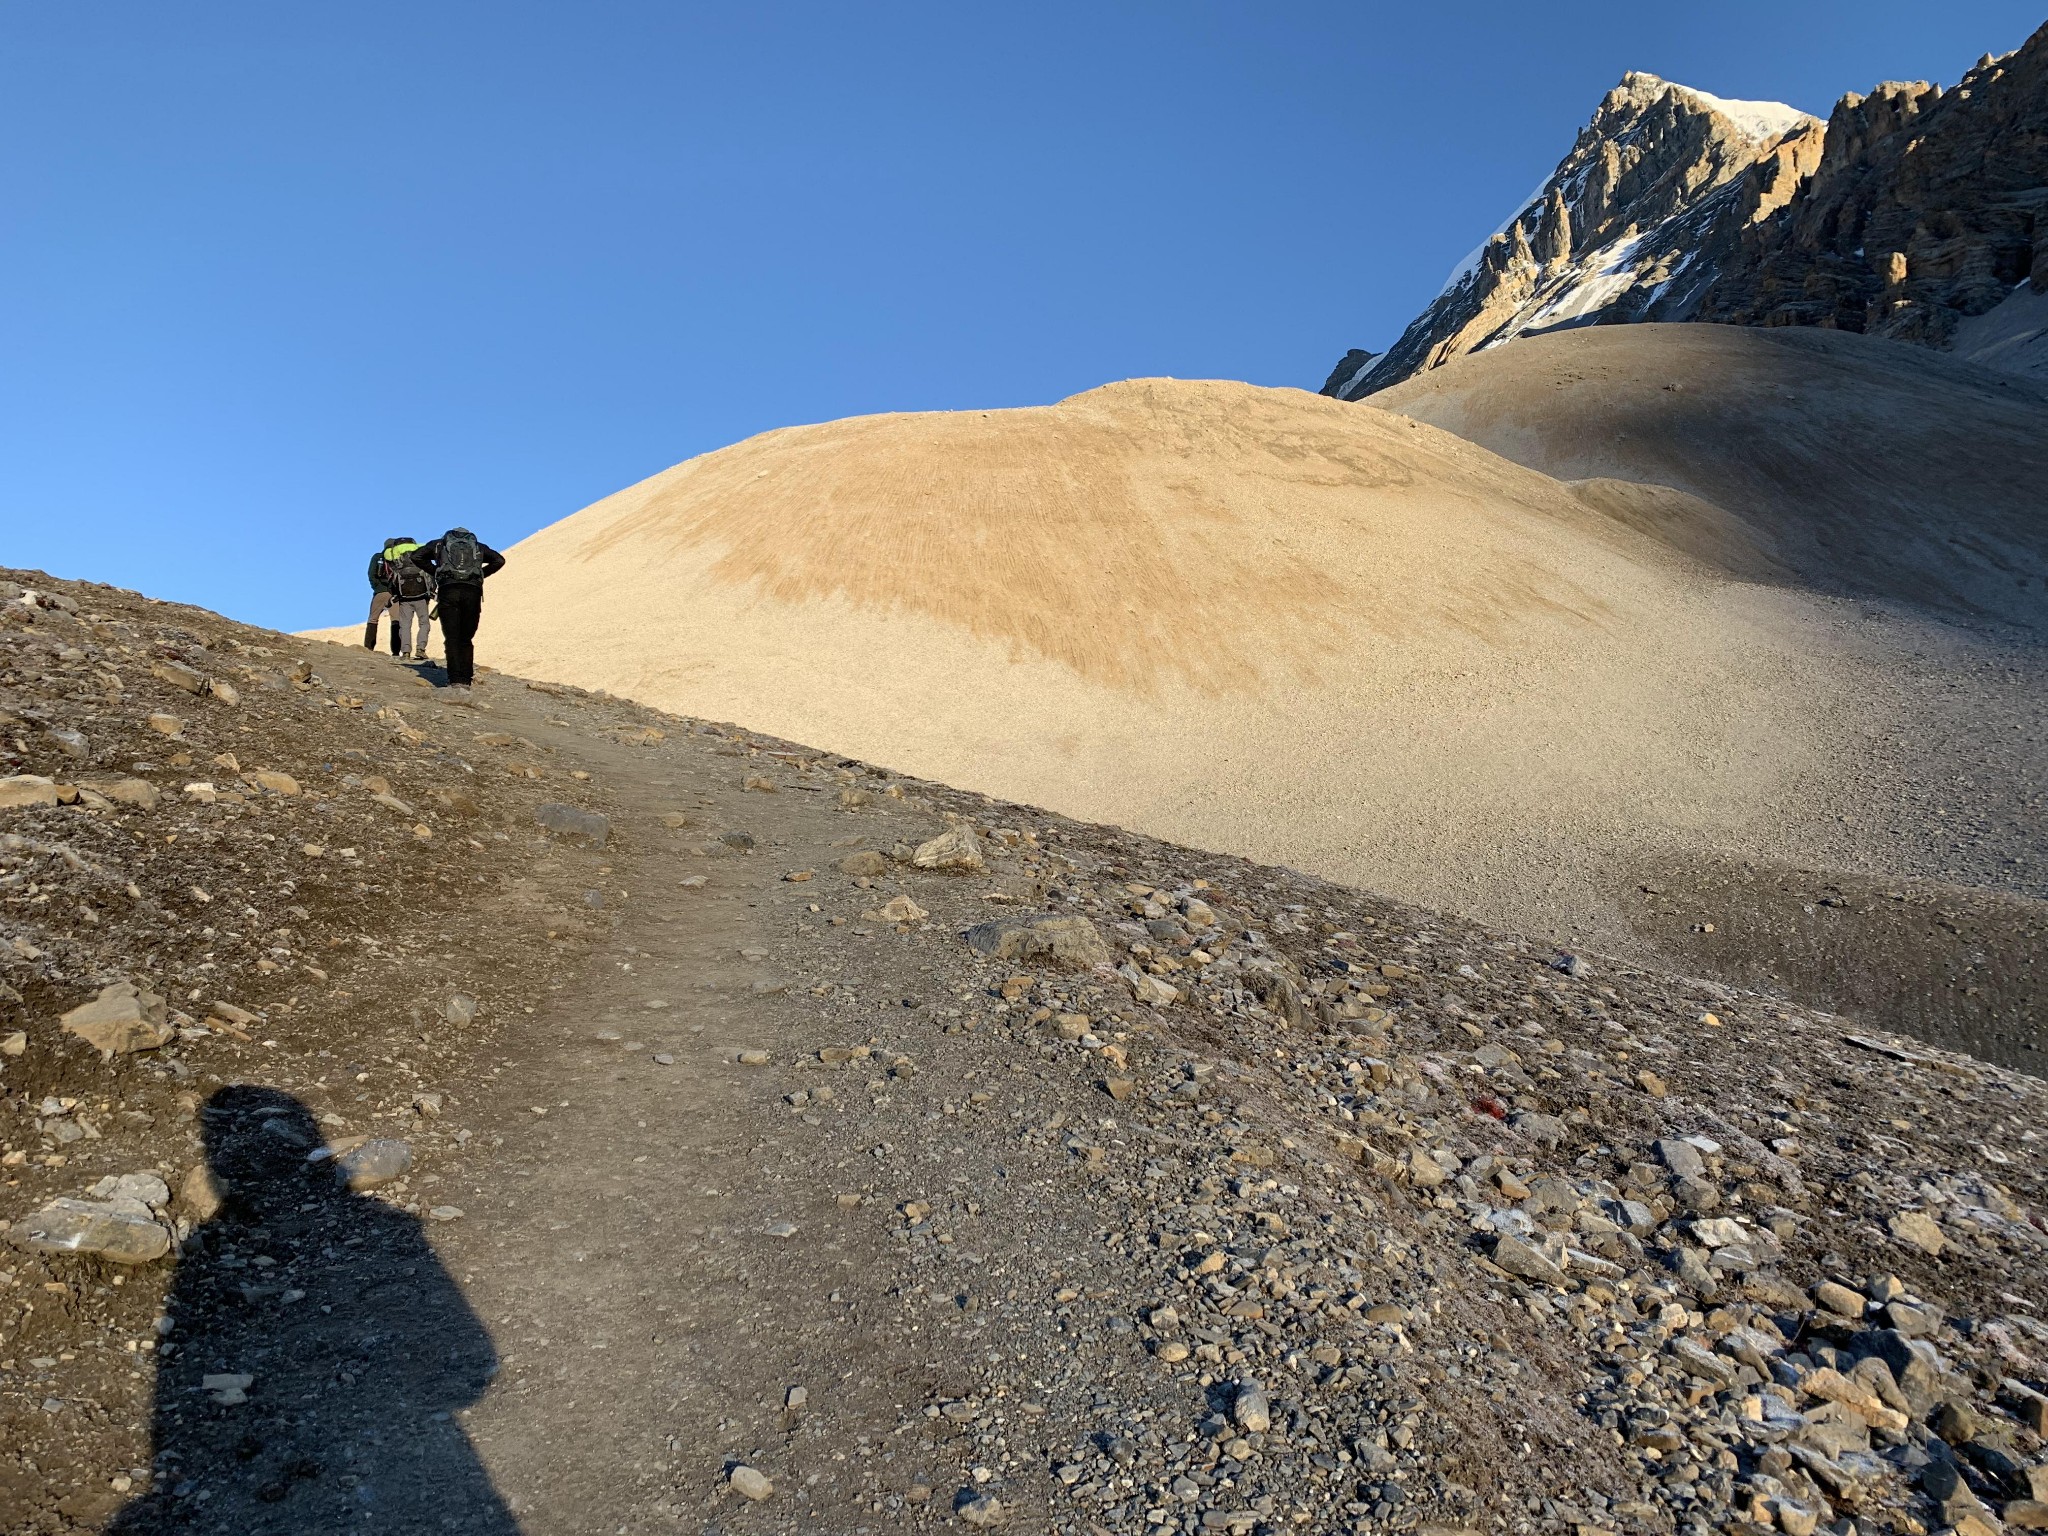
362;538;403;653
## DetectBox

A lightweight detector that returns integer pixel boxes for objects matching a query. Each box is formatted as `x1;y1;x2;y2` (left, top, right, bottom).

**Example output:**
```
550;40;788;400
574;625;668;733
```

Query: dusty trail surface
8;573;2048;1536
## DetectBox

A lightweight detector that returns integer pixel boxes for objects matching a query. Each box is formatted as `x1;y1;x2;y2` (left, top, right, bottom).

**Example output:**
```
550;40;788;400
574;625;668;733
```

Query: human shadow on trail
112;1086;518;1534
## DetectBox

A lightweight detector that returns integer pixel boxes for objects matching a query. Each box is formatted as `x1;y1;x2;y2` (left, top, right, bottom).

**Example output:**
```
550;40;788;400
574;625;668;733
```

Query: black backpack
392;556;432;600
438;528;485;583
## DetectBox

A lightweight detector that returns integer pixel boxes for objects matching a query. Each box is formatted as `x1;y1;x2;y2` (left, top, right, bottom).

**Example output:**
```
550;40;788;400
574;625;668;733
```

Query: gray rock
1319;349;1380;397
88;1172;169;1209
1793;1400;1871;1457
8;1197;171;1264
1654;1137;1706;1180
956;1493;1005;1527
1232;1380;1271;1433
1883;1299;1943;1338
962;914;1110;970
328;1138;413;1191
535;802;610;843
1490;1233;1567;1286
1856;1329;1968;1418
445;993;480;1026
151;660;206;695
1670;1336;1736;1384
1670;1245;1720;1297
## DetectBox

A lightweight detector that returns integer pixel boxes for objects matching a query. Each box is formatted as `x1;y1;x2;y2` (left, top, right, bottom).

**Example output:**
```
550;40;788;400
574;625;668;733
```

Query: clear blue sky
3;2;2039;631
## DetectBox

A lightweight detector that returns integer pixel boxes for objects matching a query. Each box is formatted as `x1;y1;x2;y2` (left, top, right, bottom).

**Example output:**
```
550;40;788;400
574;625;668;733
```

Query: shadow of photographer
112;1085;518;1533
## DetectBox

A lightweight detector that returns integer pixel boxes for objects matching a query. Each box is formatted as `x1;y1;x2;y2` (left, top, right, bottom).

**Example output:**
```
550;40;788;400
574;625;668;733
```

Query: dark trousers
437;582;483;686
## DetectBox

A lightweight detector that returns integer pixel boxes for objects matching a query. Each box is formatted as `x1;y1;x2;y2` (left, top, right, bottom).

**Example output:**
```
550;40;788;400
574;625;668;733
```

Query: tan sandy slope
302;370;2024;956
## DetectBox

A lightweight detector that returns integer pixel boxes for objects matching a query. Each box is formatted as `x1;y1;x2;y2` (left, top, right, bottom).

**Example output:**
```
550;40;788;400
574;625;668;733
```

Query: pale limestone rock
9;1196;171;1264
151;660;206;694
0;775;59;810
60;981;173;1058
912;824;984;872
728;1466;773;1501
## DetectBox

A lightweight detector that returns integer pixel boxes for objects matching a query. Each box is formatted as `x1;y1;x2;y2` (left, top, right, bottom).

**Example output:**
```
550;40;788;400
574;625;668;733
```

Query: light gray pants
393;599;432;655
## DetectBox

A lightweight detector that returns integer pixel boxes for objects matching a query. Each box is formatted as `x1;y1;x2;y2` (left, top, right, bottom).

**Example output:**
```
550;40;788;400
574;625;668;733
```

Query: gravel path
4;571;2046;1536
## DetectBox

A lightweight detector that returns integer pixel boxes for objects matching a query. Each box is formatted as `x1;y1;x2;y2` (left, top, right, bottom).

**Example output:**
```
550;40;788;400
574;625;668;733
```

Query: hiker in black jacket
410;529;506;694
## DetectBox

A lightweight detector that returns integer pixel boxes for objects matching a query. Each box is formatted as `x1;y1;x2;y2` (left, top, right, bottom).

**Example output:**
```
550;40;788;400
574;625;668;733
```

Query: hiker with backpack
362;536;416;654
409;528;506;695
385;540;436;660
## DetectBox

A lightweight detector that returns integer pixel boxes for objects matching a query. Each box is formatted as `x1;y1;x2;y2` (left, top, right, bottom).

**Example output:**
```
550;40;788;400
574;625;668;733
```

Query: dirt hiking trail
4;574;2046;1536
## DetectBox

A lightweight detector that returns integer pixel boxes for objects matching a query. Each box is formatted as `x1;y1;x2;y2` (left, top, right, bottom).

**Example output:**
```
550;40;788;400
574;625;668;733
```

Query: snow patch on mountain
1666;83;1813;145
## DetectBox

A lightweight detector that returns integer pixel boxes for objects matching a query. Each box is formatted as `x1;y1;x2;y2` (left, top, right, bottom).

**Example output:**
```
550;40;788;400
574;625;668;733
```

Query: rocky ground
1;566;2044;1536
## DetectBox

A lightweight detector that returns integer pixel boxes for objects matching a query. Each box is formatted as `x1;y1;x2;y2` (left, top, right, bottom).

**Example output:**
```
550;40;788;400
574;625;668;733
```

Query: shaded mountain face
1695;24;2048;369
1330;18;2048;396
1324;74;1820;398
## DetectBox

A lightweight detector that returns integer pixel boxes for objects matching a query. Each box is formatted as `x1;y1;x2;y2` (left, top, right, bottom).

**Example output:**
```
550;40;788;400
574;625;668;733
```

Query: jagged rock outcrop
1697;22;2048;363
1324;75;1819;398
1328;20;2048;397
1318;348;1377;397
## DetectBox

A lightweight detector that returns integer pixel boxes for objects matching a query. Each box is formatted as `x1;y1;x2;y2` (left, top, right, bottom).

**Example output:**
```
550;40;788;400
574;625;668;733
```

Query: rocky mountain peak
1329;20;2048;396
1323;74;1820;398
